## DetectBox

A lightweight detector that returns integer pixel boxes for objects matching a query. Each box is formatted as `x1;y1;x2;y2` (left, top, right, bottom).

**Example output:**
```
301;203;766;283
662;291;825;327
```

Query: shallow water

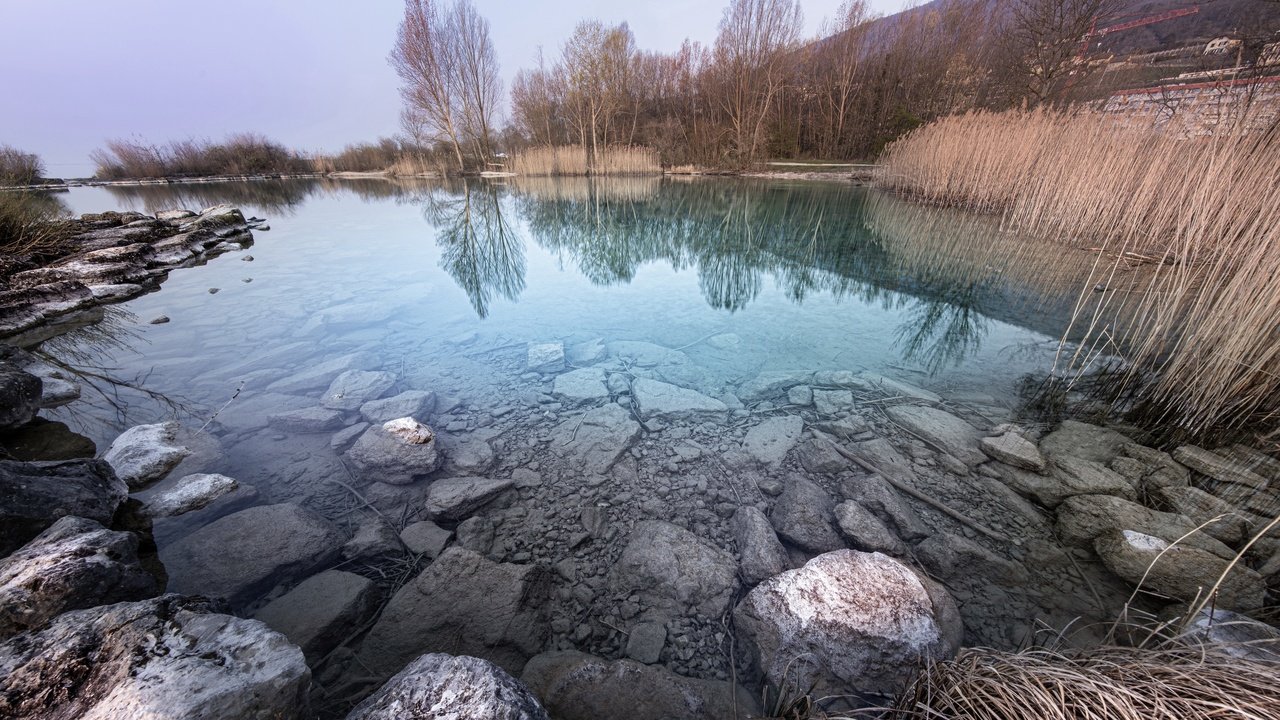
39;177;1142;711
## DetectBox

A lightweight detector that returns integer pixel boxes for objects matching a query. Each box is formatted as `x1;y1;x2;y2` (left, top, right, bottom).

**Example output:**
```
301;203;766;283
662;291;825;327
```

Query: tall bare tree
450;0;503;159
997;0;1120;105
712;0;804;162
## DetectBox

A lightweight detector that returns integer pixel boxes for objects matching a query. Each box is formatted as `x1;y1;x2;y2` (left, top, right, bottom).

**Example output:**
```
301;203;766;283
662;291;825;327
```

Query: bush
0;193;70;273
90;134;312;179
0;146;45;186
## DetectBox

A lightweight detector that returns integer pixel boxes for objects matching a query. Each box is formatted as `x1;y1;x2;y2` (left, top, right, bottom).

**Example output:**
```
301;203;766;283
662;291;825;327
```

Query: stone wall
1101;76;1280;135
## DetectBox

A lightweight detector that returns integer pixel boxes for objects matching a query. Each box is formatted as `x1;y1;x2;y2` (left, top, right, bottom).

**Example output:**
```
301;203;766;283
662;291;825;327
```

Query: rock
0;458;127;557
632;378;727;422
522;651;760;720
144;472;238;518
35;376;79;408
349;653;549;720
160;503;343;607
331;422;369;452
1055;495;1235;560
625;621;666;664
527;343;565;373
842;474;930;541
812;388;853;416
610;520;738;618
604;340;688;368
150;481;260;544
359;548;550;676
1094;530;1264;611
0;418;95;461
400;520;453;558
1038;420;1130;463
102;421;189;488
1181;608;1280;661
980;431;1044;471
886;405;984;467
737;371;814;402
772;475;845;553
343;516;404;560
265;351;380;395
741;415;803;467
734;550;961;701
797;438;847;474
914;532;1030;585
444;434;496;474
1152;485;1250;545
424;477;514;521
268;406;345;433
360;390;437;424
732;507;790;585
787;385;813;406
552;367;609;403
322;370;396;411
996;455;1135;509
549;404;641;474
0;595;310;720
253;570;378;664
834;500;906;555
567;338;606;365
0;517;156;639
1172;445;1269;491
149;315;170;324
0;362;40;429
345;419;443;485
847;437;916;482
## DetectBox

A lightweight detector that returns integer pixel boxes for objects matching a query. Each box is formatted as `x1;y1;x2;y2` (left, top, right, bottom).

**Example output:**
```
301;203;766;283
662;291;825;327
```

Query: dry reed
877;109;1280;440
511;145;660;176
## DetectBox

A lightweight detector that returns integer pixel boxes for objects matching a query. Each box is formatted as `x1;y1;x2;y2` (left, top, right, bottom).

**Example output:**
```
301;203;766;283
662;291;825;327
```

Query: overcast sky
1;0;906;176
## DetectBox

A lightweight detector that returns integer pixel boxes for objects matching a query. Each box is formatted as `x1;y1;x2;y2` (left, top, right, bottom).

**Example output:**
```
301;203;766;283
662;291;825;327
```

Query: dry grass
91;134;313;179
511;145;660;176
0;193;71;275
877;109;1280;440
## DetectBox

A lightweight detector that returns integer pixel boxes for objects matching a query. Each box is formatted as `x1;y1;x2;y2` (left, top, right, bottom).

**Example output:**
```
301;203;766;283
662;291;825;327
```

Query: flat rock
980;431;1044;471
522;650;759;720
1151;485;1250;545
1181;608;1280;661
1039;420;1130;463
264;350;380;394
886;405;984;467
610;520;738;618
160;503;344;607
527;342;565;373
253;570;378;664
0;517;156;640
0;458;127;556
796;438;847;474
731;506;790;586
424;477;513;521
0;594;310;720
400;520;453;558
359;548;550;677
144;473;239;518
102;421;190;488
605;340;688;368
360;390;436;424
345;419;443;485
834;500;906;555
350;653;549;720
0;418;96;461
772;475;845;553
567;338;606;365
331;422;369;453
737;371;813;402
549;404;641;474
624;621;667;664
734;550;961;700
842;474;930;541
1055;494;1235;560
1173;445;1270;490
1095;530;1265;611
632;378;726;422
813;388;853;415
343;516;404;561
847;437;916;483
552;367;609;403
268;406;346;433
741;415;803;467
821;371;941;402
322;370;396;411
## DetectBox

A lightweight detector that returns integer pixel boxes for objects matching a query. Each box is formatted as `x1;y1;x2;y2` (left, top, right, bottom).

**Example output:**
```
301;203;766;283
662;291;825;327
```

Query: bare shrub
91;135;312;179
0;146;46;186
511;145;659;176
0;193;70;273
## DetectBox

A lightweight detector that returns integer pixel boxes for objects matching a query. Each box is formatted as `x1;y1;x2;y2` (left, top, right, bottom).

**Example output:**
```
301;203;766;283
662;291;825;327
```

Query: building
1261;42;1280;68
1204;37;1242;56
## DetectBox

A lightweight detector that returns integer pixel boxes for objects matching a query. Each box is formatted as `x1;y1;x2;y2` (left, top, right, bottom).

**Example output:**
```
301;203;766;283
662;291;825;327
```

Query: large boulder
771;475;845;553
548;403;641;475
522;650;760;720
102;421;219;489
160;503;344;607
0;362;41;429
0;517;156;639
349;653;549;720
252;570;378;664
885;405;984;467
1055;494;1235;559
734;550;962;702
0;595;310;719
0;458;127;557
424;477;514;521
345;418;443;485
609;520;738;619
631;378;727;423
359;548;550;677
731;507;790;586
1094;530;1265;611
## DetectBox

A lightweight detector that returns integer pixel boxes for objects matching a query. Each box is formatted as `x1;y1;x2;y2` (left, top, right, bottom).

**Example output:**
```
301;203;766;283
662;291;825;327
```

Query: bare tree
450;0;503;159
997;0;1120;106
712;0;804;162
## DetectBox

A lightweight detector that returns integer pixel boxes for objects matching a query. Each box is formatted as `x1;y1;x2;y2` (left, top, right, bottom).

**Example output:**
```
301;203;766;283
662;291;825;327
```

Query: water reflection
422;180;525;319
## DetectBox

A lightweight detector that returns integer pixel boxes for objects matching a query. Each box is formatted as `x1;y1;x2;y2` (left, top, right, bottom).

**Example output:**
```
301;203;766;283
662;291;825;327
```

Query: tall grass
0;146;44;186
877;109;1280;441
511;145;660;176
91;133;314;179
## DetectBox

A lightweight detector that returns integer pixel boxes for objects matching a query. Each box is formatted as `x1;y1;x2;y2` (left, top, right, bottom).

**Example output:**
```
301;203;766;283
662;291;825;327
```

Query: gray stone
401;520;453;558
330;422;368;452
820;371;941;402
343;516;404;560
842;474;930;541
914;532;1030;585
265;350;380;394
444;434;496;474
980;431;1045;471
886;405;985;467
610;520;738;618
632;378;727;422
1094;530;1264;611
813;388;854;415
552;367;609;403
847;437;916;482
734;550;961;700
522;651;760;720
160;503;344;607
1173;445;1270;490
425;477;514;521
772;475;844;553
349;653;549;720
359;548;551;676
567;338;606;365
741;415;803;467
345;419;443;485
145;473;238;518
253;570;378;663
625;621;666;664
737;371;814;402
322;370;396;411
549;403;641;474
731;506;790;585
457;516;497;555
268;406;346;433
604;340;688;368
0;517;156;640
360;390;437;424
812;415;871;439
1039;420;1130;464
35;375;80;409
102;421;190;488
1152;485;1250;545
1181;608;1280;661
0;595;311;720
0;362;40;428
527;342;565;373
1055;494;1235;560
796;438;847;474
834;500;906;555
787;385;813;406
0;458;127;556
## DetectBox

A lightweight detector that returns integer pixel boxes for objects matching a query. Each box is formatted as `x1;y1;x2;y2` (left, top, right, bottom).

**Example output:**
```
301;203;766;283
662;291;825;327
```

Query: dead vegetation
510;145;661;176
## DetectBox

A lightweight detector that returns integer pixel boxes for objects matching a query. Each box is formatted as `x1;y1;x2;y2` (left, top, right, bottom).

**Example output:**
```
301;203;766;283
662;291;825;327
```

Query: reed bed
511;145;660;176
877;109;1280;440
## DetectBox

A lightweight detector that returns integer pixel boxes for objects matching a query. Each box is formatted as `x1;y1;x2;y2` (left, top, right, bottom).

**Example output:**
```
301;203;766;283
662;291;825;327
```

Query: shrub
90;134;312;179
0;146;44;186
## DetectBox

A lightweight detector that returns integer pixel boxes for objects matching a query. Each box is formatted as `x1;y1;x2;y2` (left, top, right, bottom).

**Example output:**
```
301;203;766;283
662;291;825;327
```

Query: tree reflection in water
422;179;525;319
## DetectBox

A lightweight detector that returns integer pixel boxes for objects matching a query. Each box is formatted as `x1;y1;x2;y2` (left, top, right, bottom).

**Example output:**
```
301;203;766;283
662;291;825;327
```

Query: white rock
980;431;1045;471
103;422;190;489
145;473;239;518
527;343;565;373
351;653;549;720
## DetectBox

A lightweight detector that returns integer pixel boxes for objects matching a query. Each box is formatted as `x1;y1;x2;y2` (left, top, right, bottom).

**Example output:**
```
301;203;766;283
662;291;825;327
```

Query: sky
0;0;906;177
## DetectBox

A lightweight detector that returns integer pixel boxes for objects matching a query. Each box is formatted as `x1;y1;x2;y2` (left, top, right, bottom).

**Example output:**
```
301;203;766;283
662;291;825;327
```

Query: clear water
38;177;1136;709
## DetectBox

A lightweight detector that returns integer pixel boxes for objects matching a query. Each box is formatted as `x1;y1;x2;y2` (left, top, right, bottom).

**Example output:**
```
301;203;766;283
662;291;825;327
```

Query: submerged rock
343;516;404;561
552;367;609;403
527;342;565;373
350;653;549;720
345;418;443;485
741;415;803;467
1094;530;1265;611
0;517;156;639
424;477;513;521
609;520;738;618
0;458;127;556
632;378;727;422
522;650;760;720
268;406;346;433
399;520;453;558
0;594;311;720
360;390;437;424
144;473;239;518
252;570;378;664
549;403;641;475
734;550;962;702
323;370;396;411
